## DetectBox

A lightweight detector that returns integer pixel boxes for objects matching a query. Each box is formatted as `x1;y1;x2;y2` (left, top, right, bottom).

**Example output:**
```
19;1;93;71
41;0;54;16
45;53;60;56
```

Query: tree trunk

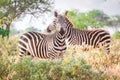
5;22;11;38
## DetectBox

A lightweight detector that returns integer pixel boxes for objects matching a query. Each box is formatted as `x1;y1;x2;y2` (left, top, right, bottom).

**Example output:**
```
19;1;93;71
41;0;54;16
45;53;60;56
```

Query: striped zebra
47;11;111;54
18;23;67;59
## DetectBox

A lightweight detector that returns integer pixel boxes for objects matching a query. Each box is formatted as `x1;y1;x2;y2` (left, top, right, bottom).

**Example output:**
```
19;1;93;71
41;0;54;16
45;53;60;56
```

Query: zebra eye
53;20;57;24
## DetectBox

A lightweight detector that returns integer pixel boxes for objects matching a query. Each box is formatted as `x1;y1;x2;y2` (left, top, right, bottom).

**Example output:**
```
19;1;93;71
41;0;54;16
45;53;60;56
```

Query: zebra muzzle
47;28;51;33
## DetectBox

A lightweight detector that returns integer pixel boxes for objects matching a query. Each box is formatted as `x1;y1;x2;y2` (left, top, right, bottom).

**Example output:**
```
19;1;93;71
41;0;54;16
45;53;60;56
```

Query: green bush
0;53;116;80
0;28;9;38
0;36;18;56
11;57;61;80
112;31;120;39
9;56;109;80
0;54;12;80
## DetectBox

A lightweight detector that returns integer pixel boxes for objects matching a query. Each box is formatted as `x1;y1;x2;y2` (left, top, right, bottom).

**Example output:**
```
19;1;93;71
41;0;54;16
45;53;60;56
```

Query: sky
13;0;120;32
55;0;120;15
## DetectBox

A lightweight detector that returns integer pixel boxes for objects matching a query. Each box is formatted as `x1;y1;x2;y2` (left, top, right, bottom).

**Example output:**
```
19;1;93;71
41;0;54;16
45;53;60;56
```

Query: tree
0;0;53;37
67;10;109;30
88;10;109;22
106;15;120;27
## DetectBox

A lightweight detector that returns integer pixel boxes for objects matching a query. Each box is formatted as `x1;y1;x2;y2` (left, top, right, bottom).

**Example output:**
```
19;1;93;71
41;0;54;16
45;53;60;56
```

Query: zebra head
47;20;57;33
47;11;68;33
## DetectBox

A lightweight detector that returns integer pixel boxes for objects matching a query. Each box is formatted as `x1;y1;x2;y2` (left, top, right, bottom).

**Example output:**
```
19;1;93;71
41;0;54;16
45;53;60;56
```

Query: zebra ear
64;11;68;16
54;11;58;17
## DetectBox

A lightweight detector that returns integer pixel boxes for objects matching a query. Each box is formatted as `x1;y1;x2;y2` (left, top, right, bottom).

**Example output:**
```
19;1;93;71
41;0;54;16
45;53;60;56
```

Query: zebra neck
57;32;65;40
59;28;65;36
66;25;73;38
53;33;66;49
65;21;74;37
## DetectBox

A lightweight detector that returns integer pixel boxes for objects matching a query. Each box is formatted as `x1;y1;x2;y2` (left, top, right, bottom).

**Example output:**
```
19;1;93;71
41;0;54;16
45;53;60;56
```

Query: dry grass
64;39;120;78
0;36;120;79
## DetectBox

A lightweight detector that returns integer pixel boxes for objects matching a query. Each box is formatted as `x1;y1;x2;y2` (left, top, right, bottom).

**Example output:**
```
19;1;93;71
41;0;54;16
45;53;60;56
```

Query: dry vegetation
0;36;120;80
65;41;120;79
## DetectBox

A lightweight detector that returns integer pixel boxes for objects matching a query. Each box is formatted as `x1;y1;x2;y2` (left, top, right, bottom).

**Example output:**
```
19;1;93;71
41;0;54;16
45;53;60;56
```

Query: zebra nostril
47;28;51;33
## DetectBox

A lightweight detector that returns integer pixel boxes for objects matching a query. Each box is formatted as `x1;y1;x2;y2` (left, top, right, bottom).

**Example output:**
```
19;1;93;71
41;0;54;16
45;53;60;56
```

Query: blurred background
0;0;120;37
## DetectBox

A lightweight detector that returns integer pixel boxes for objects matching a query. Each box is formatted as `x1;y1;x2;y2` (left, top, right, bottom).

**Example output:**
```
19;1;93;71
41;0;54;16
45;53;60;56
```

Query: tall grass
0;36;120;80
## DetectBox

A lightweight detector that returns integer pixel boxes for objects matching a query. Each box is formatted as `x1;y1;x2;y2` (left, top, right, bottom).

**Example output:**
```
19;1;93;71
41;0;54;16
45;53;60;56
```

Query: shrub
0;36;120;80
0;54;12;80
11;57;61;80
0;28;9;38
0;36;18;56
112;31;120;39
9;56;110;80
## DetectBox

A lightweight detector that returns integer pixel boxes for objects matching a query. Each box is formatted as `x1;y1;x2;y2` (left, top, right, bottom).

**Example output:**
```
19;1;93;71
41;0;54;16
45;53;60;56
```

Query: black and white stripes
47;11;111;54
18;24;67;59
18;11;111;59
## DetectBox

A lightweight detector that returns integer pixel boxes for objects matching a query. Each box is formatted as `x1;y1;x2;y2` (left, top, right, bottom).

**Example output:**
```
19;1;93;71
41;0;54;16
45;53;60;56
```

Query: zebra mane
65;16;74;28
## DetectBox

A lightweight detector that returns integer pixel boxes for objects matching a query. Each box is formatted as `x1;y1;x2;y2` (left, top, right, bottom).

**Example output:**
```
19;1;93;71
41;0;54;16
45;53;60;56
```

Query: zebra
18;23;67;59
47;11;111;54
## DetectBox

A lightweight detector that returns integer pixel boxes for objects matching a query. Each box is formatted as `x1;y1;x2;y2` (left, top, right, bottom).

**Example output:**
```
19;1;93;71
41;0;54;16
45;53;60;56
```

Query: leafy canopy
67;10;108;30
0;0;53;38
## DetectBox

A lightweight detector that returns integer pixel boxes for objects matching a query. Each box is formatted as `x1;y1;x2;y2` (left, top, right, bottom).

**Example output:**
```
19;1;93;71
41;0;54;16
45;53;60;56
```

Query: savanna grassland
0;36;120;80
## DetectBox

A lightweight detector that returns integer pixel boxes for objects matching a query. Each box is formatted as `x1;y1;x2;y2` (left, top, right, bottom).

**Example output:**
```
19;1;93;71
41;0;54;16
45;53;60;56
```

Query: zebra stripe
47;11;111;54
18;27;67;59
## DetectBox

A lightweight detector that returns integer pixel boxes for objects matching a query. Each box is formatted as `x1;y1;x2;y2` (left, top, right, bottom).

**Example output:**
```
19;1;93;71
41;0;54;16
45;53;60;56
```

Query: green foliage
9;56;109;80
0;55;11;80
12;57;33;80
0;36;18;56
67;10;106;30
88;10;108;20
0;28;9;38
0;0;53;18
0;0;9;7
112;31;120;39
106;15;120;27
0;51;110;80
67;10;87;30
12;57;54;80
0;0;53;37
0;17;12;27
0;12;4;18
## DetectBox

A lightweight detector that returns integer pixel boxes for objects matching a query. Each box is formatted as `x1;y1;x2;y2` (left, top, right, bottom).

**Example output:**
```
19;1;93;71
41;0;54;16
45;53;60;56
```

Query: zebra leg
105;44;110;54
99;42;110;54
102;41;110;54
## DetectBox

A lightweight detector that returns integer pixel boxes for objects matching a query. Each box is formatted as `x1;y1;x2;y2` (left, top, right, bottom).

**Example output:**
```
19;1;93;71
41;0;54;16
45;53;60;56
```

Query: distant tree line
67;10;120;30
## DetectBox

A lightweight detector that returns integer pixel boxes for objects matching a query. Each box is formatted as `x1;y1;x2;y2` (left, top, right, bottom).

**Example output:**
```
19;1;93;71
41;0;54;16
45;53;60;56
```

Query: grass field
0;36;120;80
